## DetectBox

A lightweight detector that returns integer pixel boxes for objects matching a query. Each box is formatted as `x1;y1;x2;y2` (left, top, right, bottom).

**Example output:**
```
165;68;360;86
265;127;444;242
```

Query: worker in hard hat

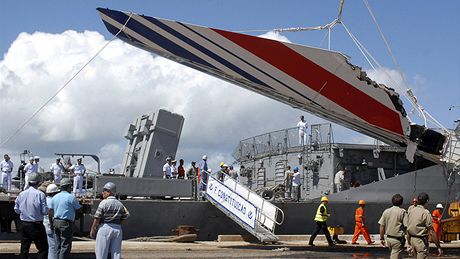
432;203;443;242
351;200;374;245
309;196;335;246
44;184;60;259
90;182;130;259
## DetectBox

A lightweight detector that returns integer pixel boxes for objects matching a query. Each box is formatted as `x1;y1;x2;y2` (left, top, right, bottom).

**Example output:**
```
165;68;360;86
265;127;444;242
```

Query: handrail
204;171;284;231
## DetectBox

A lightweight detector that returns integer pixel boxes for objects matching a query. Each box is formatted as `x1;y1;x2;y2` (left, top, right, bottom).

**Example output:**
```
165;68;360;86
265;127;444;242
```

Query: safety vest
315;203;328;222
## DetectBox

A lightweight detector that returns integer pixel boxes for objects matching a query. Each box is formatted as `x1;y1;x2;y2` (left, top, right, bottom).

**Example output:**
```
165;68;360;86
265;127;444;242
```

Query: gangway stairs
205;174;284;243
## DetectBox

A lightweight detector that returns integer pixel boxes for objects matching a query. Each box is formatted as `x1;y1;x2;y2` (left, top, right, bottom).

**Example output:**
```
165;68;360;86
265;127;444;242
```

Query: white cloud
258;31;291;43
0;30;321;172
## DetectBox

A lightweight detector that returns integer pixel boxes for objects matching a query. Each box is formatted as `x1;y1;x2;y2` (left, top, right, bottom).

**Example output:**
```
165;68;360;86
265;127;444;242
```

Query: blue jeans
44;223;57;259
54;219;74;259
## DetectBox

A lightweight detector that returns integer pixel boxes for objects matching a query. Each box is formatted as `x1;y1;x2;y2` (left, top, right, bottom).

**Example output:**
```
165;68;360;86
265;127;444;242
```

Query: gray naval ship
94;8;460;241
90;109;458;241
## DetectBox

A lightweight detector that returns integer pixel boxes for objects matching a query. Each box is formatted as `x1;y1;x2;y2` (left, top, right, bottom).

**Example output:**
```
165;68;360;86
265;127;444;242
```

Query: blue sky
2;1;459;126
1;1;459;171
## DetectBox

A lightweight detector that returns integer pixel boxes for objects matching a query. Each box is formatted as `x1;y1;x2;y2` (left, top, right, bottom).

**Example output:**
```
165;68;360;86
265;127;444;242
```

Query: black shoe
329;242;336;246
308;243;315;246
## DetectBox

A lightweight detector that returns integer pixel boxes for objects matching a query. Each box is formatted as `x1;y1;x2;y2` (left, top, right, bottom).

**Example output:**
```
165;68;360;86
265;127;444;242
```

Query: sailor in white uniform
50;157;64;184
297;115;308;145
0;154;14;191
70;158;86;196
23;157;38;190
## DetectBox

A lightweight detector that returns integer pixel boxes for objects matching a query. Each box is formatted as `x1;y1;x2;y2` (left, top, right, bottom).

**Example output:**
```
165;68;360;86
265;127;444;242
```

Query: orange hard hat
358;200;366;205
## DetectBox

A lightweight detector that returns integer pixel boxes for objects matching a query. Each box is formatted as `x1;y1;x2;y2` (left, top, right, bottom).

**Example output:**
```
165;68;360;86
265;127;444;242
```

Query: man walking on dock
378;193;407;259
351;200;374;245
407;192;443;258
309;196;334;246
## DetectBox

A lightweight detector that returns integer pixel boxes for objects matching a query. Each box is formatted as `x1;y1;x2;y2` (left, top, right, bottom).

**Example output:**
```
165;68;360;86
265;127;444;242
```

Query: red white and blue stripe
97;8;412;147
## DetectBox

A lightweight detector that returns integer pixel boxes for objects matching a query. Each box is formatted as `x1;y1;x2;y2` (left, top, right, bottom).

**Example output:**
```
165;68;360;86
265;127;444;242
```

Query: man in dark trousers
14;172;49;259
49;178;81;259
309;196;335;246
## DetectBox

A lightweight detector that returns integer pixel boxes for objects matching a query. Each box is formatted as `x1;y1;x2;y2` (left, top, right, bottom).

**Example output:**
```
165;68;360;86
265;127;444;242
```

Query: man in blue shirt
14;172;49;259
49;178;81;259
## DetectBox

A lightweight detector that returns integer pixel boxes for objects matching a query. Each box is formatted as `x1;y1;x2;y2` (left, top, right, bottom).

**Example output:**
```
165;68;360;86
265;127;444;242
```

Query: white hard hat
34;156;40;159
46;183;59;194
207;169;212;173
436;203;443;209
202;155;207;160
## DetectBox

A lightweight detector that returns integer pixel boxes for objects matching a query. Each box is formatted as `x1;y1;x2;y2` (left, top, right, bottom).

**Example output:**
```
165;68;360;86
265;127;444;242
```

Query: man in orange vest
352;200;374;245
432;203;443;242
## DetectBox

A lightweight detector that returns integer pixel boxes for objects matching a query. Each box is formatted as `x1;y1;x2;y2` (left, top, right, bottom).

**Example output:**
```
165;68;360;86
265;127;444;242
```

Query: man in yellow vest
309;196;335;246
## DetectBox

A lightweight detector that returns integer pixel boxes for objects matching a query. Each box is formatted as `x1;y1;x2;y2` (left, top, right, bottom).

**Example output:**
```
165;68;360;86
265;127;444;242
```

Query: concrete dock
0;237;459;258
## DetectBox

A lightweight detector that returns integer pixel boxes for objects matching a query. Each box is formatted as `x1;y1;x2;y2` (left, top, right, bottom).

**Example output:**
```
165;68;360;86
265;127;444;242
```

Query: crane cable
0;13;134;149
236;0;344;34
362;0;447;132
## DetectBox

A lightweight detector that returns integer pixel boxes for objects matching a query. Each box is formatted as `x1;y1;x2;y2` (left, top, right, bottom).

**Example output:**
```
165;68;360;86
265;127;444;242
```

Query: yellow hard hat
220;162;225;167
358;200;366;205
321;196;329;202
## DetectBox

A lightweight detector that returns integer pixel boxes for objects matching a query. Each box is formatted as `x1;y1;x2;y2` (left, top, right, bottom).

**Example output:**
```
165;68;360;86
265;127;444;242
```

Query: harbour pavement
0;237;459;258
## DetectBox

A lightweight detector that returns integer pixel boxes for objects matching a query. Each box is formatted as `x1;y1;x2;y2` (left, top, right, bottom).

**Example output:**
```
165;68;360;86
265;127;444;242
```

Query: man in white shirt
297;115;308;146
163;157;172;179
0;154;14;191
23;157;38;190
292;166;302;201
50;157;64;184
334;169;347;192
70;158;86;196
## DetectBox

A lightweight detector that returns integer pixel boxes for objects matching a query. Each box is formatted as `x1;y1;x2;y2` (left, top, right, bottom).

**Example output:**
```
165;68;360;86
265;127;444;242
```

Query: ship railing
233;123;333;161
202;171;284;234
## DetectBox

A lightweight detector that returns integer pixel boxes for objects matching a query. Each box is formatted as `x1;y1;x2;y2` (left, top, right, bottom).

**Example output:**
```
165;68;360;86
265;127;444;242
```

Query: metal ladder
204;173;284;243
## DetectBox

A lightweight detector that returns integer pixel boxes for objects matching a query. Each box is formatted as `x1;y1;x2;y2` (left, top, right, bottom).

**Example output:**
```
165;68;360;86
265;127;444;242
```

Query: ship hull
85;164;456;240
